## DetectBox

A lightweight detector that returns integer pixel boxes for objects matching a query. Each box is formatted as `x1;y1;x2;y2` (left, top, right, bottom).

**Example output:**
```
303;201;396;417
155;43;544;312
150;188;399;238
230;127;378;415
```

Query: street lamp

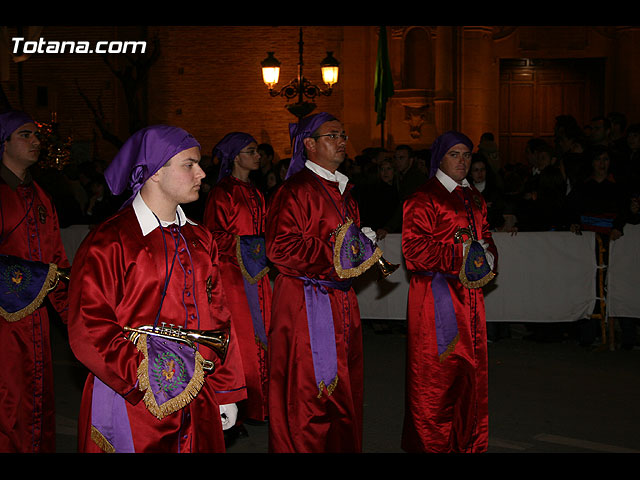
261;28;340;119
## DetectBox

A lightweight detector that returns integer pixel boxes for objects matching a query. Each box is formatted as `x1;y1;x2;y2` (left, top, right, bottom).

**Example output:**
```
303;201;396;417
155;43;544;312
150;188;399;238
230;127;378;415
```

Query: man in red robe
401;131;498;453
0;111;70;453
266;112;375;453
68;125;246;453
203;132;271;427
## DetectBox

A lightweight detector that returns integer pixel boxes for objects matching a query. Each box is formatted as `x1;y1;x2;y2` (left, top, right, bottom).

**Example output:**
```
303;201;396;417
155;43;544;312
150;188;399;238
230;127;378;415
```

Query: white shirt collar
474;180;486;193
132;192;195;236
436;168;471;193
305;160;349;194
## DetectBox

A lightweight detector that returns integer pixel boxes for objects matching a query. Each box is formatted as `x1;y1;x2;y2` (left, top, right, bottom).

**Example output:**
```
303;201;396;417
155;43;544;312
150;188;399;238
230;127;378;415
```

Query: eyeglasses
312;133;348;142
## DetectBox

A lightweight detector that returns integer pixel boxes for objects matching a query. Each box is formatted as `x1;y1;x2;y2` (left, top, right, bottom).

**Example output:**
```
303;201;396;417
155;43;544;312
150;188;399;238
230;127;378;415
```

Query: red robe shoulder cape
68;206;246;453
401;177;498;453
265;167;363;453
203;175;271;422
0;178;69;453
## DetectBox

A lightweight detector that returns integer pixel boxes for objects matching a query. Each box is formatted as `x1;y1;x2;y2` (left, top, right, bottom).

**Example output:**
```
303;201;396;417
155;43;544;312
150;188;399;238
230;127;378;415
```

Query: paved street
52;319;640;454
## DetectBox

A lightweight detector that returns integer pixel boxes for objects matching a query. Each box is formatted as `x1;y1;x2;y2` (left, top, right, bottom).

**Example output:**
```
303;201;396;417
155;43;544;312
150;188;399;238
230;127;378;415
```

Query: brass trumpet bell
377;256;399;279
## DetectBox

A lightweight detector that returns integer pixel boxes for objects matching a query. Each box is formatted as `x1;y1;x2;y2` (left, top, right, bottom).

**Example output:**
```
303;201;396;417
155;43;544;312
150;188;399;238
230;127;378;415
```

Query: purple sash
0;254;57;322
298;276;352;397
237;235;268;348
417;271;459;361
90;377;135;453
243;277;268;349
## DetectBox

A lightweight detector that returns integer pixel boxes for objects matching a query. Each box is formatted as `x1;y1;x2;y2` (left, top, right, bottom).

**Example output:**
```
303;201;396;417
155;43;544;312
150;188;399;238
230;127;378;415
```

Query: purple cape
104;125;200;207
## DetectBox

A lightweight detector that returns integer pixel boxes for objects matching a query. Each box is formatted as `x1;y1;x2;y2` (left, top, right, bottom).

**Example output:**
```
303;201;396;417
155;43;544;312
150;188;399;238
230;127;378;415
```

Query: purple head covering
104;125;200;208
429;130;474;178
0;110;36;158
286;112;337;179
212;132;256;182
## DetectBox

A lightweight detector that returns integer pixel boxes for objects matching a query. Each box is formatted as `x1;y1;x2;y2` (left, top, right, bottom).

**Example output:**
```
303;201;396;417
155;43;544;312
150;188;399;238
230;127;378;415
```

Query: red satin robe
203;175;271;422
265;167;363;453
401;176;498;453
0;171;69;453
68;204;246;453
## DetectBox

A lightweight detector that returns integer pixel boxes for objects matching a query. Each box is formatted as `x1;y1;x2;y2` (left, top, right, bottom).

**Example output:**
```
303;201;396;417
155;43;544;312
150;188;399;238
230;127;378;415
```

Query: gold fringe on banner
333;218;383;279
459;240;495;289
135;334;206;420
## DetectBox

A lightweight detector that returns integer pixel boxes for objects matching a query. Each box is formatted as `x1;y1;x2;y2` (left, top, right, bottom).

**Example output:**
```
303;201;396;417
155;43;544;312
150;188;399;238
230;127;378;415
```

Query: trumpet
123;322;230;372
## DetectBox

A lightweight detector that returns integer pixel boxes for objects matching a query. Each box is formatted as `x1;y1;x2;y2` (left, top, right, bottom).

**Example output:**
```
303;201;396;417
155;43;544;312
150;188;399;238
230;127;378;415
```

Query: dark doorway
499;58;605;167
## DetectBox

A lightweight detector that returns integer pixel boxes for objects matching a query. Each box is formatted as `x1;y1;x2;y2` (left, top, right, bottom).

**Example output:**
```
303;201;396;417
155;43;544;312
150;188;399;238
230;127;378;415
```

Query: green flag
374;26;394;126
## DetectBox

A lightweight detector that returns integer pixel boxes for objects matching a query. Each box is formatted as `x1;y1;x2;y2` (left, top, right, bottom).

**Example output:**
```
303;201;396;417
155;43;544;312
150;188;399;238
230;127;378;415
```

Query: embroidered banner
0;254;57;322
333;218;382;279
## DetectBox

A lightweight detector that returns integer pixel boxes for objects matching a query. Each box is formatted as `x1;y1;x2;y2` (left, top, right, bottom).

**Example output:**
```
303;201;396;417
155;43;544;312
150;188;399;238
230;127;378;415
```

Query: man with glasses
401;131;498;453
203;132;271;439
265;112;373;452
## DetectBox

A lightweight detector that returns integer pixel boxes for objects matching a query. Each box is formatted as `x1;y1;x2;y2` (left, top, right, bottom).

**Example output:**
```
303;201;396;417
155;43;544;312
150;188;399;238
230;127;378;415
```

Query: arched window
403;27;433;90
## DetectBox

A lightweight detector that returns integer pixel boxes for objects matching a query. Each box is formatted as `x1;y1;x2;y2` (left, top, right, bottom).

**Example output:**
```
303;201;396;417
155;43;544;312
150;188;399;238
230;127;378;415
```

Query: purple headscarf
212;132;256;183
0;110;36;158
429;130;474;178
104;125;200;208
286;112;337;179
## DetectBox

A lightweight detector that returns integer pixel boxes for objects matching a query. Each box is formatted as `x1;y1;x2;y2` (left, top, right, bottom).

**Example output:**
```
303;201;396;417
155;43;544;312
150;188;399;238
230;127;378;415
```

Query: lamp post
261;28;340;119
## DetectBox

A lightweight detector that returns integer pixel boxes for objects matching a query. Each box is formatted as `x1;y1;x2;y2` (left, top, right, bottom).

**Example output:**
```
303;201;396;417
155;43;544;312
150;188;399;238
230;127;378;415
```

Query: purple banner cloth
91;377;135;453
237;235;268;280
242;277;268;348
463;241;493;283
298;276;352;395
0;255;53;315
338;222;378;270
146;335;196;406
